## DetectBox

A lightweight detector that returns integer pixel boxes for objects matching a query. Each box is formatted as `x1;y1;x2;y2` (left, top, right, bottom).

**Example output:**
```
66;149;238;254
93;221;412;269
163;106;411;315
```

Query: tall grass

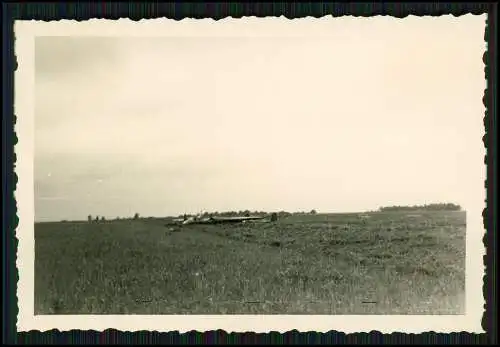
35;211;466;314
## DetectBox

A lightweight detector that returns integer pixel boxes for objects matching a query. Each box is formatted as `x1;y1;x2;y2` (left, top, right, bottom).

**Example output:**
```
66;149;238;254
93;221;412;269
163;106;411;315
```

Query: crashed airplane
171;213;275;226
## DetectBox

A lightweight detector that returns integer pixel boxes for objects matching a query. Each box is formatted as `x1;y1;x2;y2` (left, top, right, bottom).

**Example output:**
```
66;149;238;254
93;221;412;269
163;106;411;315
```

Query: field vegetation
35;210;466;314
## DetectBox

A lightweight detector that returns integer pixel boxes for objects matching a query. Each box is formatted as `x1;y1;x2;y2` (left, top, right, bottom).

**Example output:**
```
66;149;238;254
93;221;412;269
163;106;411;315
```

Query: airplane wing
175;215;269;226
210;216;266;223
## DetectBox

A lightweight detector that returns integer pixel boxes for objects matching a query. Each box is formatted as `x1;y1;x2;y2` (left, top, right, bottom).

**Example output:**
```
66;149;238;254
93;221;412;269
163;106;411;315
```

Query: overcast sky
34;16;485;221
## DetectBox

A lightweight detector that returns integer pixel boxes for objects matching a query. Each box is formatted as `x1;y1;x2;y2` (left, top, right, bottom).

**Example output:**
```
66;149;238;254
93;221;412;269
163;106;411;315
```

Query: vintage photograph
16;15;486;332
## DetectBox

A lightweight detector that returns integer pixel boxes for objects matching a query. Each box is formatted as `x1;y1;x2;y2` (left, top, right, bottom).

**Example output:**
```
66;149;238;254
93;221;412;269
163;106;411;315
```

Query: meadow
34;211;466;315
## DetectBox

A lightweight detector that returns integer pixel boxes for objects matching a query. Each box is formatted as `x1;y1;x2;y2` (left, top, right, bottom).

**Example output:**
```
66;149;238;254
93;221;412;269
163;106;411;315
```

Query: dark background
2;2;496;345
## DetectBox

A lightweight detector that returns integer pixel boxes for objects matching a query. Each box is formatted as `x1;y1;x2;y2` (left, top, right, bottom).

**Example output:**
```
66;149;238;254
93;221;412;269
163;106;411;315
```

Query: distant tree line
88;215;107;222
378;203;462;212
85;209;319;223
177;209;318;219
87;213;140;223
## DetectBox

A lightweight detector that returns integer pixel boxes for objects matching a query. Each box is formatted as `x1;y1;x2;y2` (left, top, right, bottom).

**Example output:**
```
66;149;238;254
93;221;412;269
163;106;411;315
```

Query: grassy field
34;211;466;315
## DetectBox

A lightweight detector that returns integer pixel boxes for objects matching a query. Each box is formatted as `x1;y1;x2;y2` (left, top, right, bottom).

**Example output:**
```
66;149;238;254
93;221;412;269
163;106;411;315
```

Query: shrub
270;212;278;222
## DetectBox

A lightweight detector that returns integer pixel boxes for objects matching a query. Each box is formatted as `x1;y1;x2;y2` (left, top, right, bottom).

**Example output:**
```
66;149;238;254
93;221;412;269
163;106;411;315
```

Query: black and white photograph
15;15;485;332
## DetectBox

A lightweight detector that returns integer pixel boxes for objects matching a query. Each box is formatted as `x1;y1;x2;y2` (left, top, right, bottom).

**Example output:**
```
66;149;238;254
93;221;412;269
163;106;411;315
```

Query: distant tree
378;203;462;212
133;213;140;220
243;210;251;217
88;215;92;223
101;216;106;221
310;209;317;215
95;216;99;222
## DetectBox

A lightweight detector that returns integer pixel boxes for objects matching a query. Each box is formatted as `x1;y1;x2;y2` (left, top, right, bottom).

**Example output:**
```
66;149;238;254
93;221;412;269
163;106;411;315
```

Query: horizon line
34;204;464;223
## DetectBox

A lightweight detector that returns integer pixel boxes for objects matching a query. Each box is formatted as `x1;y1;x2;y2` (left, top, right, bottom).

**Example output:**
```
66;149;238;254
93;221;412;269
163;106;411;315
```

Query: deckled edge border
3;2;495;345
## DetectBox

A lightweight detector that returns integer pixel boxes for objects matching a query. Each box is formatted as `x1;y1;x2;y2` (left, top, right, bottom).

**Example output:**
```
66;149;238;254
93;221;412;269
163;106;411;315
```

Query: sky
34;16;486;222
